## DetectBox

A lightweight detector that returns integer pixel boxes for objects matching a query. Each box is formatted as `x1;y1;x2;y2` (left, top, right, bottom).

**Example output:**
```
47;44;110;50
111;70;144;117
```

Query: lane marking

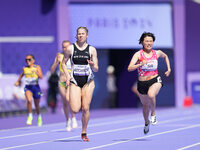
0;107;198;132
1;113;199;140
176;142;200;150
84;124;200;150
0;118;141;140
0;115;200;150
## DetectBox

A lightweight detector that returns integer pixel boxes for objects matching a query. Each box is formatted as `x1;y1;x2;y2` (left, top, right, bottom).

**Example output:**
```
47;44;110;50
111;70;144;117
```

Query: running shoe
144;121;150;134
37;116;43;126
26;116;33;125
72;117;78;129
66;118;72;132
81;133;89;142
150;115;158;125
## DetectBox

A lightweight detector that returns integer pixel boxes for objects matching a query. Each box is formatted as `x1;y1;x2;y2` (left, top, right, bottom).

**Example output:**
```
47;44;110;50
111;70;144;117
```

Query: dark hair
139;32;155;44
26;54;35;60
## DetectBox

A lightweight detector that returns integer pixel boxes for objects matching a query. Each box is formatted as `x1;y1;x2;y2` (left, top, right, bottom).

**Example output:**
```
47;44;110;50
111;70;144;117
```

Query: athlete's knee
63;100;69;108
142;102;149;107
82;105;89;113
71;107;80;114
148;92;156;100
27;98;32;103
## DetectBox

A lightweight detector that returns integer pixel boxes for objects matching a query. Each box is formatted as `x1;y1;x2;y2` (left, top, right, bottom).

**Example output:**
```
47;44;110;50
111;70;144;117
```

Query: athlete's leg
25;90;33;125
25;90;33;114
34;98;42;126
139;94;150;125
69;83;82;114
139;93;151;134
59;85;69;120
34;98;40;115
66;86;78;128
81;80;95;134
148;82;162;116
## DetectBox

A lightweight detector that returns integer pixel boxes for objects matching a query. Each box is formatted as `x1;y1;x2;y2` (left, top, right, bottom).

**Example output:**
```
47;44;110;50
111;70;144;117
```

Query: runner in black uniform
62;27;98;141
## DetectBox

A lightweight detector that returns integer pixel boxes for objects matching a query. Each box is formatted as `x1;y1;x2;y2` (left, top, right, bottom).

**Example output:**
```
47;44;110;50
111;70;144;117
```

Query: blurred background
0;0;200;117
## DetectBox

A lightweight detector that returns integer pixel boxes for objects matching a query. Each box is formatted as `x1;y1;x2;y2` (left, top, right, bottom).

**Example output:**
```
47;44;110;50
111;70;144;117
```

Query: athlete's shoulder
35;64;41;69
89;45;96;51
134;50;141;56
154;49;162;55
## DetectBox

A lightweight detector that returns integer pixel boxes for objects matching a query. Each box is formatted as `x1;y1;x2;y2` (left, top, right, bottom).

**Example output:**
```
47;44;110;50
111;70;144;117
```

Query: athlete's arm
128;51;143;72
157;50;171;77
36;65;43;79
14;69;24;86
50;53;60;74
62;45;72;85
88;46;98;72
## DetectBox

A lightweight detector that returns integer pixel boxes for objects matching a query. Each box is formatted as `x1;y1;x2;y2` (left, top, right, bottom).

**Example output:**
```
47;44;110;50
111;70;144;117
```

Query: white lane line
1;113;199;140
0;125;144;150
176;142;200;150
84;124;200;150
0;118;140;140
0;113;137;132
0;115;200;150
0;122;65;132
0;36;54;43
0;107;198;132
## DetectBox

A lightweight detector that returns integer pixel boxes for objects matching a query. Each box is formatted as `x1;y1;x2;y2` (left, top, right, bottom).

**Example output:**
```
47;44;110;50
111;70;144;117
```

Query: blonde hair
76;26;88;35
62;40;70;45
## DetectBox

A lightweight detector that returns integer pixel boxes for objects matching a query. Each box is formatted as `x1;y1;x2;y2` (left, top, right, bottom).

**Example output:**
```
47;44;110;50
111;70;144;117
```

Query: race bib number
25;77;38;85
73;65;90;76
141;60;158;71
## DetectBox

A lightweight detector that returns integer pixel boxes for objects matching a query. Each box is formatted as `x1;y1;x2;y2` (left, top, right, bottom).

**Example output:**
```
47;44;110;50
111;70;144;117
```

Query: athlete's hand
87;59;94;67
14;81;20;86
66;73;71;87
140;58;147;66
57;53;62;63
165;69;171;77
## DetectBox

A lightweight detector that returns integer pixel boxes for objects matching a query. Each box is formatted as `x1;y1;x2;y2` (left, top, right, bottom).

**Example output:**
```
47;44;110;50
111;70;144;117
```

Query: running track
0;107;200;150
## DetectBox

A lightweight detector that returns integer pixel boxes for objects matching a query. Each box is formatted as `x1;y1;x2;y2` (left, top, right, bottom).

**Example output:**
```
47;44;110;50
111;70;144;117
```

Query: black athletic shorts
137;76;163;95
71;75;88;88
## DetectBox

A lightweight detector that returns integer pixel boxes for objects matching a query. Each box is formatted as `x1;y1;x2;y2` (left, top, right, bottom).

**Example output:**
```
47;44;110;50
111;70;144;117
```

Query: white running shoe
150;115;158;125
72;117;78;129
66;118;72;132
144;121;150;134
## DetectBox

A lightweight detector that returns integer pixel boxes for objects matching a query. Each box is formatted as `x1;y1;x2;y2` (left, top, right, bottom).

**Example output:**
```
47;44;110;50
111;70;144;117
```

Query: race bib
73;64;90;76
140;60;158;71
25;77;38;85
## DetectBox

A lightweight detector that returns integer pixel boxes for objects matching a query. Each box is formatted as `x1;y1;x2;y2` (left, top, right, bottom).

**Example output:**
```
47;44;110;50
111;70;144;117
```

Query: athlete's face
25;55;35;66
62;42;70;51
142;36;154;51
77;28;88;43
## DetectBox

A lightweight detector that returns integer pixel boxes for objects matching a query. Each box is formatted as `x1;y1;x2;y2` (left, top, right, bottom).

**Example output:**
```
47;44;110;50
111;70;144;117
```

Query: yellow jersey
59;53;71;73
23;65;38;85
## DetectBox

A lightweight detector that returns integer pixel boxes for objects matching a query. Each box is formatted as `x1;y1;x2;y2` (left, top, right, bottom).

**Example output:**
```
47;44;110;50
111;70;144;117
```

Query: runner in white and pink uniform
128;32;171;134
138;49;158;77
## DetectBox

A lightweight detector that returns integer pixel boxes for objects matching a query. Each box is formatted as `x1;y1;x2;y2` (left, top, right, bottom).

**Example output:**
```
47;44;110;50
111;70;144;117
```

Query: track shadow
54;140;82;143
113;138;150;142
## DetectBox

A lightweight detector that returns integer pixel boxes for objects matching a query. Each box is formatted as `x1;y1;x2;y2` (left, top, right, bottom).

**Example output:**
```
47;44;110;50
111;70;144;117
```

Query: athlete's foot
144;121;150;134
72;117;78;129
26;116;33;125
81;133;89;142
37;116;42;126
66;119;72;132
150;115;158;125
